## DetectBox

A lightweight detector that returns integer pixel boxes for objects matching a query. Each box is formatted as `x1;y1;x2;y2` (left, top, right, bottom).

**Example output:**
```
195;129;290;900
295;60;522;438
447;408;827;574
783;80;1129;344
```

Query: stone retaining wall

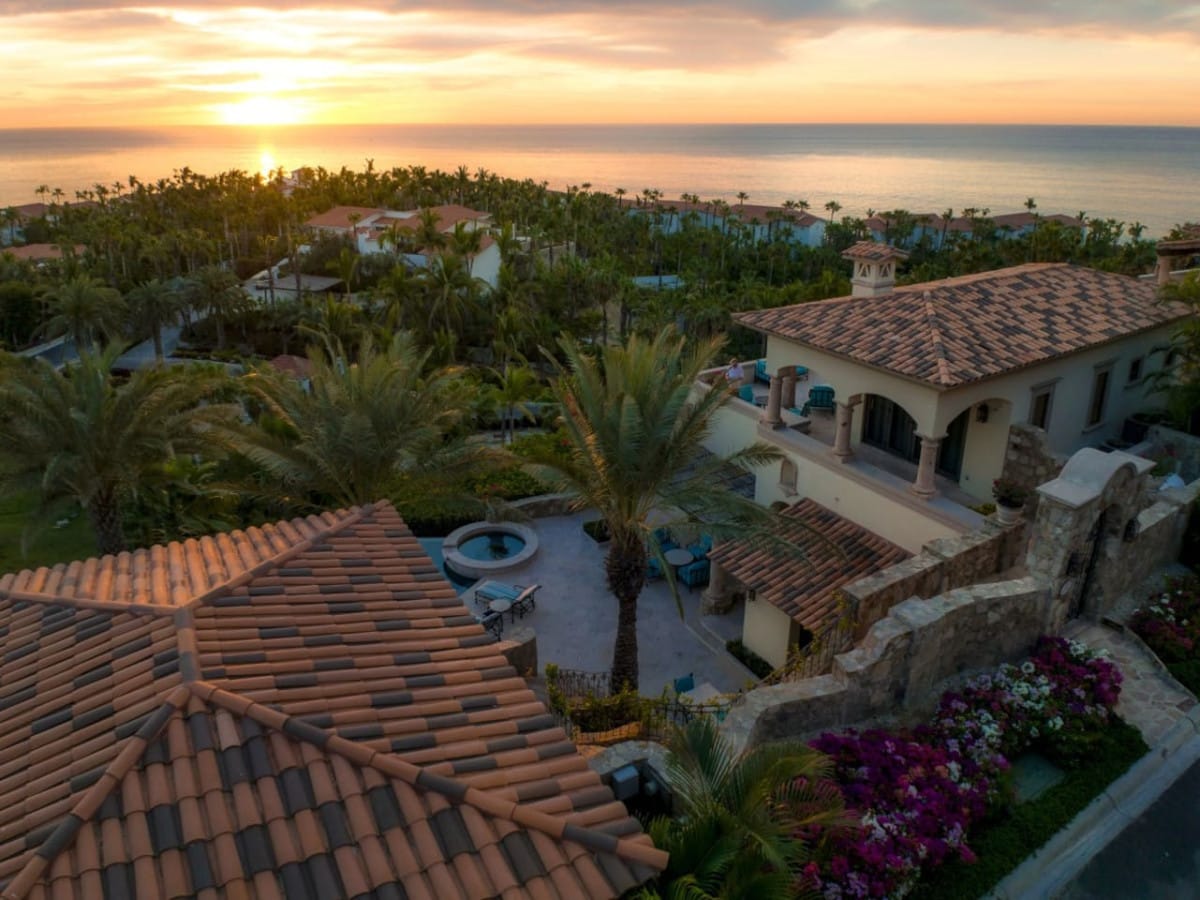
842;521;1027;639
511;493;575;518
1001;423;1067;517
723;577;1050;751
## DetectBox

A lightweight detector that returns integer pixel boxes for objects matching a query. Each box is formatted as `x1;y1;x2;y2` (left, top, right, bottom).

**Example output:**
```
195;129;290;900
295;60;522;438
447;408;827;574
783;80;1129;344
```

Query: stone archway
1027;448;1153;628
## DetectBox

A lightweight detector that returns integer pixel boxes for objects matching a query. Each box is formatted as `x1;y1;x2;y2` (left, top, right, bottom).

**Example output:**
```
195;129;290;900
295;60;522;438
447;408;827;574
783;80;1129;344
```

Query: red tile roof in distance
735;263;1189;388
0;502;664;899
708;499;909;634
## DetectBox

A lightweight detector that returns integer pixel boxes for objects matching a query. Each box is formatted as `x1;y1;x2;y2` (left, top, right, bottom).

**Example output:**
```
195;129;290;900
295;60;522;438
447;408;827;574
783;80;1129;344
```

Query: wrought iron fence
545;665;733;746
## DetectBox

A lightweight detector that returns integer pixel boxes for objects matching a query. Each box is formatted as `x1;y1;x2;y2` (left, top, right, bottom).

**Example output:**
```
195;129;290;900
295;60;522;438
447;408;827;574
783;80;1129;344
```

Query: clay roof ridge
1;684;193;899
0;586;169;617
921;290;955;387
194;680;670;873
183;502;375;611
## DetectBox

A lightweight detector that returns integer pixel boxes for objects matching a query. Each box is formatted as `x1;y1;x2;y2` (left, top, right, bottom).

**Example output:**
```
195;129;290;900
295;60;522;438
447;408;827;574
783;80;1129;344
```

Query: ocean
1;123;1196;238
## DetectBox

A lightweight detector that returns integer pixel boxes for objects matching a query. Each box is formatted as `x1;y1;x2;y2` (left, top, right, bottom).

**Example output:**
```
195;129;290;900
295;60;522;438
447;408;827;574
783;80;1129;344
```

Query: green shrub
726;639;773;679
1167;659;1200;696
911;719;1147;900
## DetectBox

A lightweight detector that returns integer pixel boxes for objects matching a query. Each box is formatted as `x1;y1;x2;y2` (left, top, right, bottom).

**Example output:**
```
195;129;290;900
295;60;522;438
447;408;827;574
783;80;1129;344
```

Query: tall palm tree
485;362;540;445
233;333;474;507
125;279;182;363
41;275;125;351
0;346;236;554
533;329;783;690
638;717;849;900
186;265;247;350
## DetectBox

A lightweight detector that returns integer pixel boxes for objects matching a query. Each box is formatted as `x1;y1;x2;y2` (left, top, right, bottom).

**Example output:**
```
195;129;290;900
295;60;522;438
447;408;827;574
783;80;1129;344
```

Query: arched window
779;458;798;496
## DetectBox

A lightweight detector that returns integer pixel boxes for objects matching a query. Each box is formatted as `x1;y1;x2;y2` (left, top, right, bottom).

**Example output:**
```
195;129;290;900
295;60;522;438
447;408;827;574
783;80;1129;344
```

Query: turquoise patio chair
754;359;770;383
801;384;835;415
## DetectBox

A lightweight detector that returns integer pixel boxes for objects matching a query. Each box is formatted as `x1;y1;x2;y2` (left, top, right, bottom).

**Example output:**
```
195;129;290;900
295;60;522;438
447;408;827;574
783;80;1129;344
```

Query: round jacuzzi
442;521;539;580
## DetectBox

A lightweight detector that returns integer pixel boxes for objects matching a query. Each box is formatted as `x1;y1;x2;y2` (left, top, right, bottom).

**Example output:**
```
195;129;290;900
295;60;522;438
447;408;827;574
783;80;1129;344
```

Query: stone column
910;434;942;499
781;371;797;413
763;375;784;428
701;560;735;614
832;401;856;461
1156;255;1173;286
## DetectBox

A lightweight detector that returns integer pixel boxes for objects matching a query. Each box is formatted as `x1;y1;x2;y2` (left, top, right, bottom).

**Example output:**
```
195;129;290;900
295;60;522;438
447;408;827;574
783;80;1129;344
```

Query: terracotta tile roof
709;499;909;634
734;263;1189;388
304;206;383;230
0;502;664;899
842;241;908;262
1;244;82;262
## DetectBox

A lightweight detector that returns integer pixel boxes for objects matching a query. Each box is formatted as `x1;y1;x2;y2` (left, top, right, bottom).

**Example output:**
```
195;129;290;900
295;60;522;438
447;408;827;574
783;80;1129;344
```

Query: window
1086;367;1112;428
779;459;798;496
1127;356;1143;384
1029;385;1054;430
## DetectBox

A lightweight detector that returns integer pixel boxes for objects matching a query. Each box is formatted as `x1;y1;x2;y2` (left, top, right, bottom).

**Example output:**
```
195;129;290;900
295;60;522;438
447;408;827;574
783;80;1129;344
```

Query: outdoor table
664;548;694;569
686;682;724;705
488;598;513;619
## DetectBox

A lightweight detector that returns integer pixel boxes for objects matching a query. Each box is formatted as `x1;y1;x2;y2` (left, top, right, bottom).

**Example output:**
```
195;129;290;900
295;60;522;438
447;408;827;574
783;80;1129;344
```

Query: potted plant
992;478;1029;525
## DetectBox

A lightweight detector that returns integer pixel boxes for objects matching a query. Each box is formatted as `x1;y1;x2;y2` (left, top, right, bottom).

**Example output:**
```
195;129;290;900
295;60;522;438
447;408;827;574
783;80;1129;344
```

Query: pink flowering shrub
803;636;1122;898
1131;577;1200;664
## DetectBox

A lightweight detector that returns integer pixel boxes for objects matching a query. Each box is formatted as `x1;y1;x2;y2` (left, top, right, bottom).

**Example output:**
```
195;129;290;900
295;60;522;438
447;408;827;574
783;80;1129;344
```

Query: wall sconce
747;587;757;602
976;403;989;424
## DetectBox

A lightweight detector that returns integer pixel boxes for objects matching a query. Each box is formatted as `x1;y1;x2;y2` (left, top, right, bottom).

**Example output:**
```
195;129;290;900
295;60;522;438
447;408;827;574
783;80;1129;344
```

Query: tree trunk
152;326;164;362
605;530;646;692
87;493;126;556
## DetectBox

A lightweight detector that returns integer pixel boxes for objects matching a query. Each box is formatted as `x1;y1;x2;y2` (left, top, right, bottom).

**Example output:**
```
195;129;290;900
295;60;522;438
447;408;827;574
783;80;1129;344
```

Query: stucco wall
742;597;796;670
958;402;1014;500
722;577;1051;750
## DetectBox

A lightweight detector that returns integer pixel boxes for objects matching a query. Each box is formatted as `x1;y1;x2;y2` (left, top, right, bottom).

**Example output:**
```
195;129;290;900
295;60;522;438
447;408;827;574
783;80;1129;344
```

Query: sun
217;95;307;126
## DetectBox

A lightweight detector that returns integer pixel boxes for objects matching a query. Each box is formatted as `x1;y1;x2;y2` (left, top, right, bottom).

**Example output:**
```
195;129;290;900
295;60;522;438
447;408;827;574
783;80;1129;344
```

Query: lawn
0;493;96;573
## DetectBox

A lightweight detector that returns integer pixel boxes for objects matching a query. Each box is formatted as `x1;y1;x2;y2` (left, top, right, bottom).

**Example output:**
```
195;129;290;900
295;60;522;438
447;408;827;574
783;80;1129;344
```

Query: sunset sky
2;1;1198;128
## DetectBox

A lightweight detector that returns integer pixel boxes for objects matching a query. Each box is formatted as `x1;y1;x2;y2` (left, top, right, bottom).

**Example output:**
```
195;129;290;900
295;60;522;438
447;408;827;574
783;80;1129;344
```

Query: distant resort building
0;242;82;263
864;210;1087;250
304;205;502;289
622;198;827;248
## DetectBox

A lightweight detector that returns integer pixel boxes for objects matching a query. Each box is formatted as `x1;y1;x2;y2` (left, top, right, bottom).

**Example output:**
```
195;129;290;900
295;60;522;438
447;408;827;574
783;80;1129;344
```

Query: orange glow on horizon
217;97;309;127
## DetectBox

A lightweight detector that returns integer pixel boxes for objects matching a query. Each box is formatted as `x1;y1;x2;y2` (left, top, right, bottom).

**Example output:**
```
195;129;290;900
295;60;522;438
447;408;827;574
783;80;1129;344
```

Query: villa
304;205;502;289
0;502;663;899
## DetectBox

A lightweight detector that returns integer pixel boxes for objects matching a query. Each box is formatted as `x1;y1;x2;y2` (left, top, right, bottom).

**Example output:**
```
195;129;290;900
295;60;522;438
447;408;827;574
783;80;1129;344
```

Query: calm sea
1;123;1196;238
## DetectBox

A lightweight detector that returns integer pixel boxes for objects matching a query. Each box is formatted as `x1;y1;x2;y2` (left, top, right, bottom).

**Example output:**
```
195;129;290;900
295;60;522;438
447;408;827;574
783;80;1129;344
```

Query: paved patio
447;513;758;697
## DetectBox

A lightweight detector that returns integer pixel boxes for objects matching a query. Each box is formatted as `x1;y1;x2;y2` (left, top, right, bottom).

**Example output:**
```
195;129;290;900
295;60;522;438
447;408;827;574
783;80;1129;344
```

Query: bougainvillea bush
803;637;1123;899
1131;576;1200;694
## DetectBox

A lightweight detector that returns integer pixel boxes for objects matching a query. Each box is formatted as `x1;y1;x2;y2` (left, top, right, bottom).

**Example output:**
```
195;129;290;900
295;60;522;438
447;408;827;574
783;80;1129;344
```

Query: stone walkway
1065;616;1197;749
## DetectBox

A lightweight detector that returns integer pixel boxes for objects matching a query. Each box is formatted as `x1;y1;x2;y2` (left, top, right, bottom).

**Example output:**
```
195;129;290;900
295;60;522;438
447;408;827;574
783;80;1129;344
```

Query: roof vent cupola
843;241;909;298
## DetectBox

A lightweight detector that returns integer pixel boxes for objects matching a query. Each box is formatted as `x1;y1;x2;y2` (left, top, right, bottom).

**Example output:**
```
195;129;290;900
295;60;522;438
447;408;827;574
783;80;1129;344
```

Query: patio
430;513;756;697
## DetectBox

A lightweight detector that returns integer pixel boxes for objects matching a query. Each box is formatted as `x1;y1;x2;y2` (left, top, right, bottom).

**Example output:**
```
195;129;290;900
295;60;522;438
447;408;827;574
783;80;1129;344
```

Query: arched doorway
861;396;967;479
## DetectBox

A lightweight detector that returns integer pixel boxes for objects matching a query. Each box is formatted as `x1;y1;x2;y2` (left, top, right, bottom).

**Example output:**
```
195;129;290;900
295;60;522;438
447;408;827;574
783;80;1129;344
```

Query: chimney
842;241;909;298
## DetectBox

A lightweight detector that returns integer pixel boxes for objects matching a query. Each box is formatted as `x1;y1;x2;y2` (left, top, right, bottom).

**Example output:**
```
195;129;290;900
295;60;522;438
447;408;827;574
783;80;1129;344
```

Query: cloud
2;0;1198;39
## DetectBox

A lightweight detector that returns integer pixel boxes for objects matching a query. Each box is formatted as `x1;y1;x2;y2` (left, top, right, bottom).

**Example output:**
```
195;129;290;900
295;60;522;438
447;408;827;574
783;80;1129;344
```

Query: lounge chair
474;580;541;605
754;359;770;384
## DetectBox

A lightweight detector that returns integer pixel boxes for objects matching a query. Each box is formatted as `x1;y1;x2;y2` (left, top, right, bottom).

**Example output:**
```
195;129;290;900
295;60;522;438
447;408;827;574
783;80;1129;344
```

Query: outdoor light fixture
747;587;758;602
976;403;989;423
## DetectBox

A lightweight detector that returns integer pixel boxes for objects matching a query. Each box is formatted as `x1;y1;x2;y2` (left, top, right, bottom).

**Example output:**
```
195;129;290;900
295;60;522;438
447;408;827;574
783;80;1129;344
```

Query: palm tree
532;329;783;691
0;346;236;554
824;200;842;223
638;717;850;899
485;362;540;445
41;275;125;351
233;333;474;507
125;279;182;363
186;265;247;350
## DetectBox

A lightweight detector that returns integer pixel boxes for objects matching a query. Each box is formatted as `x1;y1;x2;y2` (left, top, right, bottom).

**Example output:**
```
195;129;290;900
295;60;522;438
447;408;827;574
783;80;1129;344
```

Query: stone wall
841;521;1027;639
723;577;1050;751
511;493;575;518
1001;423;1067;516
1145;424;1200;482
1027;448;1199;625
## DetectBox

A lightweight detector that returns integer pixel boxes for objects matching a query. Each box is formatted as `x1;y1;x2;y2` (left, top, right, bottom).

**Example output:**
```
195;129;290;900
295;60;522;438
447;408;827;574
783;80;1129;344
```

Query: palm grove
1;164;1198;693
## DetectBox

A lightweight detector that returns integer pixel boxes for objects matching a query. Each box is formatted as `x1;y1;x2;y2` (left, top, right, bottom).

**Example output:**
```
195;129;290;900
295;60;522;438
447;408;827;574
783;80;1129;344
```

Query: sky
1;1;1199;128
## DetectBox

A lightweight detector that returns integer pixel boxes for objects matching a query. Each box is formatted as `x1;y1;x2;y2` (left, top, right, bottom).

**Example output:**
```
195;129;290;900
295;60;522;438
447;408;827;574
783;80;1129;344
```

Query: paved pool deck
452;513;758;697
